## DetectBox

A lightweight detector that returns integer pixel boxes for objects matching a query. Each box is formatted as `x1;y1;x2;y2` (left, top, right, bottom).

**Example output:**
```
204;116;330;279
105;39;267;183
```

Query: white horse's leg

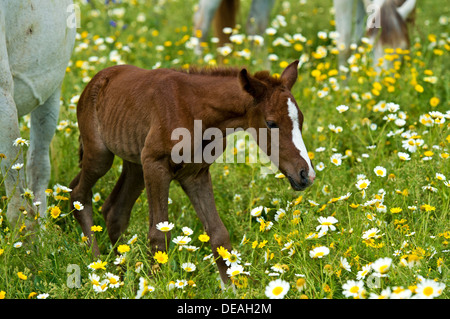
372;39;385;73
246;0;275;35
0;13;27;229
334;0;355;66
26;87;61;220
353;0;366;43
193;0;222;54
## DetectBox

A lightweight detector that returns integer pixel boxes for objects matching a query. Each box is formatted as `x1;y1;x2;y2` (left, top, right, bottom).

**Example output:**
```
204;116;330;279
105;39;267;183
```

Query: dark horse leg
141;157;173;254
178;167;232;284
69;142;114;256
101;160;145;246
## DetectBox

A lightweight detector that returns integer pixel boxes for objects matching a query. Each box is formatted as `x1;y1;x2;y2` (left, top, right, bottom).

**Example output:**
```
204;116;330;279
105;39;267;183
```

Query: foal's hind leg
102;160;145;246
70;142;114;255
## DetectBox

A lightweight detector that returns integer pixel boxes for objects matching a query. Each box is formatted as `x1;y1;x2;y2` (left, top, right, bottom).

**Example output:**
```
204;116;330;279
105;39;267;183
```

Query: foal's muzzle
288;169;315;191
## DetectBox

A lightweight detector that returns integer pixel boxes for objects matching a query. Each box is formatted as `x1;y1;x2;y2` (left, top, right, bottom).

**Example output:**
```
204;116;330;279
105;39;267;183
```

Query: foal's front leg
142;158;172;256
179;168;232;284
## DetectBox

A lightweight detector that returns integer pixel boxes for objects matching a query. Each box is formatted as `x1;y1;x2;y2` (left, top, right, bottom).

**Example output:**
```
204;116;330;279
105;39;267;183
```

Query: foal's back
77;65;242;165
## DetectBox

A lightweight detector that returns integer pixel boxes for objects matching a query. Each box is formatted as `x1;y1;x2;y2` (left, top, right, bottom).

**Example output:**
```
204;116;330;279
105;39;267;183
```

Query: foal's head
239;60;315;191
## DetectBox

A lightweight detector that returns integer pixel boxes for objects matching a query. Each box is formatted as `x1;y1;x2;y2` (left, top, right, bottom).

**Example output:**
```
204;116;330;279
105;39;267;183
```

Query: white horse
0;0;76;229
333;0;416;70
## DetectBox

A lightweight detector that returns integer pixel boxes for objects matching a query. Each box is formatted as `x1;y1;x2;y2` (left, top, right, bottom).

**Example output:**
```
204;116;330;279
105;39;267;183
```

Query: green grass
1;0;449;299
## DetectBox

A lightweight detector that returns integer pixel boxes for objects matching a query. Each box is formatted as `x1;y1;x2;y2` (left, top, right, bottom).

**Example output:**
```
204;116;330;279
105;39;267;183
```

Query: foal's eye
266;121;278;129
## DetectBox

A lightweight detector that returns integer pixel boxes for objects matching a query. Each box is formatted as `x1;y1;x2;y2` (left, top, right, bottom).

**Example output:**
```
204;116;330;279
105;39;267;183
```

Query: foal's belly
102;135;144;165
99;118;147;165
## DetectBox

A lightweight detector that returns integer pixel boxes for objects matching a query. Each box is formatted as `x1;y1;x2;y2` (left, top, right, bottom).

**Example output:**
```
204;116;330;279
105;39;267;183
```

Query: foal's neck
194;76;253;134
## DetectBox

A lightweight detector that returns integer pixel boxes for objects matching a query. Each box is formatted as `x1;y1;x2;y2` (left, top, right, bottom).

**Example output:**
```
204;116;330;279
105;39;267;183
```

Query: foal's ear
280;60;299;91
238;68;267;101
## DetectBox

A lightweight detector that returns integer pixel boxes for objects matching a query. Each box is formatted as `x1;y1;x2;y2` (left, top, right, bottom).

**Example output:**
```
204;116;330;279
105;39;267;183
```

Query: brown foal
69;60;315;283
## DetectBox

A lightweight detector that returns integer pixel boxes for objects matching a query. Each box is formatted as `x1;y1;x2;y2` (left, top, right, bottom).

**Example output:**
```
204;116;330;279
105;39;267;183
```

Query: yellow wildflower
153;251;169;264
17;272;28;280
198;233;210;243
50;206;61;219
91;225;103;232
217;246;230;259
117;244;130;254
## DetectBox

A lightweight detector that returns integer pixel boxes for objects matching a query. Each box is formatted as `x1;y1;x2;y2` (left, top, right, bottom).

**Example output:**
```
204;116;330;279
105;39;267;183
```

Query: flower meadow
0;0;449;299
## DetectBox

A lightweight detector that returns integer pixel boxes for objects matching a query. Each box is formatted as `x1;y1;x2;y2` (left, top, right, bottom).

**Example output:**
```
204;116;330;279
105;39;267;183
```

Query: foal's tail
214;0;239;46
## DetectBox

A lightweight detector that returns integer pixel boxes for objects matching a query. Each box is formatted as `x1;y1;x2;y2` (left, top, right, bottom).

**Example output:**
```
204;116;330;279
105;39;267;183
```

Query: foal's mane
176;66;283;86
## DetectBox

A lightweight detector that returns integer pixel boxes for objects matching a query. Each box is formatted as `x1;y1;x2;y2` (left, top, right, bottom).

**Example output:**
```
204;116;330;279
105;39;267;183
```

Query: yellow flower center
423;287;434;296
350;286;359;294
393;287;404;294
379;265;389;274
423;287;433;296
272;287;283;296
296;278;306;287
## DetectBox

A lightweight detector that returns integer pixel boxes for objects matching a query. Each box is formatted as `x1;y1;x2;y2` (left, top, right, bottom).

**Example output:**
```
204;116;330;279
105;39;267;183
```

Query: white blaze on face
287;98;315;180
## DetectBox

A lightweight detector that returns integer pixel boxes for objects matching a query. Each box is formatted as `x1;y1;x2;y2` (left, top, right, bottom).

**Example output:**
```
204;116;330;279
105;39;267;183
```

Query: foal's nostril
299;169;309;184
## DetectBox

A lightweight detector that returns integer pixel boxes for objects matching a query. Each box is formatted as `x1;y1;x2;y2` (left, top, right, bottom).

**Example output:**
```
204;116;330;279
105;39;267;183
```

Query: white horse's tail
396;0;416;21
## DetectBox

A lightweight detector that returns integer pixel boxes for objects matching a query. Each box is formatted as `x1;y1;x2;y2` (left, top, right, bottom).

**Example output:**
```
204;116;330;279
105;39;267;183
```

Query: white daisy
316;216;338;232
265;279;290;299
371;257;392;276
414;278;445;299
340;257;351;272
373;166;387;177
336;104;349;113
73;201;84;211
342;280;364;298
156;221;174;232
181;262;196;272
309;246;330;259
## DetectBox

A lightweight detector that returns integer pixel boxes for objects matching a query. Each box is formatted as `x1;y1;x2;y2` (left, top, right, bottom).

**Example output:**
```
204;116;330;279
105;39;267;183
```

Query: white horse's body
0;0;76;228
